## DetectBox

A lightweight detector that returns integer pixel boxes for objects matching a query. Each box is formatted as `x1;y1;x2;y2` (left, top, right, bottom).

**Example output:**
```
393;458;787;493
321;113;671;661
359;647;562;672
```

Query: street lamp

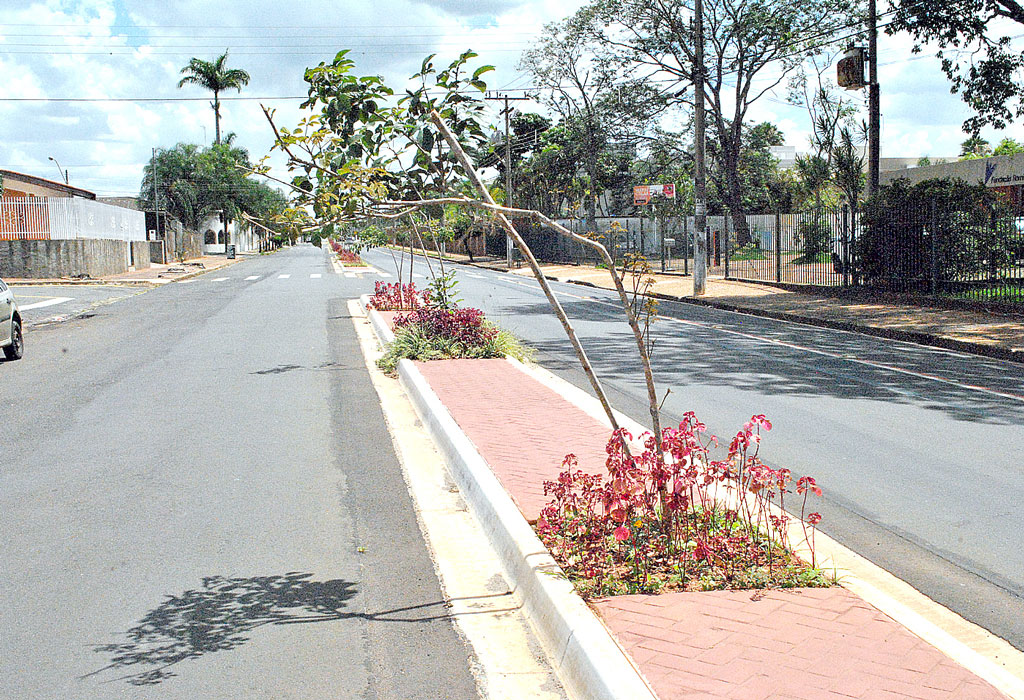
47;156;68;185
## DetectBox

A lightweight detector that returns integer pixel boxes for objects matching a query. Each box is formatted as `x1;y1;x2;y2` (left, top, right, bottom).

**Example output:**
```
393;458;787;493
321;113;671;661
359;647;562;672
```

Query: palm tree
177;51;250;145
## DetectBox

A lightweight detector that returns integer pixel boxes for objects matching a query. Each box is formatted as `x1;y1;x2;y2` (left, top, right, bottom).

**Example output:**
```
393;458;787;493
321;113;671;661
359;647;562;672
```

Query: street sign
634;183;675;205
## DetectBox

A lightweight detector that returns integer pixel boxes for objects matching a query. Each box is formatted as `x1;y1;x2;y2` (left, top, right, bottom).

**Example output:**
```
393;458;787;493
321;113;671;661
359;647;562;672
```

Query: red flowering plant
375;300;530;375
367;281;429;311
535;413;831;597
329;239;363;263
393;306;497;348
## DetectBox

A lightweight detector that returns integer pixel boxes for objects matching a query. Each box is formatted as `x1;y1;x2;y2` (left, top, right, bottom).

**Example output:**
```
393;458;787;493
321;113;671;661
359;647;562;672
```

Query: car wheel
4;318;23;360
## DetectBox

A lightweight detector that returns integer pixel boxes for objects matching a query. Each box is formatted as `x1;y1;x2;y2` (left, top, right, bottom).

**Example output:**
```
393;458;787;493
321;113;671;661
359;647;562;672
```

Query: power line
0;95;306;102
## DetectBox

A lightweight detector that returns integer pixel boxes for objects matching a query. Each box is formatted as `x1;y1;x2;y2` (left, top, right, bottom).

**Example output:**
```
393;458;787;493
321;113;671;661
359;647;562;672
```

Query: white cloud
2;0;1020;199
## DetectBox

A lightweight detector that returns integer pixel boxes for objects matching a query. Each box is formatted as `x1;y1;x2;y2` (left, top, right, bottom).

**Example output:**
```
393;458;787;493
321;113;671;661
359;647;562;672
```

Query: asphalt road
8;284;144;326
362;248;1024;650
0;246;479;699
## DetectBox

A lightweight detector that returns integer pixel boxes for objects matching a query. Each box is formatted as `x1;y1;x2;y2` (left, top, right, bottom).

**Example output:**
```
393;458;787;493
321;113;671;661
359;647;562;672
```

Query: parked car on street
0;278;24;361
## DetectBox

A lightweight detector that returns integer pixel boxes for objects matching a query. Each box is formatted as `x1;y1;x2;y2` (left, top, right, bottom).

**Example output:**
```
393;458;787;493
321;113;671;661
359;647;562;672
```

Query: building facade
879;153;1024;211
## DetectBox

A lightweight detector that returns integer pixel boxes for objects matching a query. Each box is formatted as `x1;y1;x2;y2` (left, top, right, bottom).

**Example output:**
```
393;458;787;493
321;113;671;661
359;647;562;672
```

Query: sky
0;0;1020;199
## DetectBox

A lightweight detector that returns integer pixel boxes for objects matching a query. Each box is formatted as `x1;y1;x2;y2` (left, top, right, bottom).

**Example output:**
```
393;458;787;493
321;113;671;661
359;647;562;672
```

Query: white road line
344;272;356;278
464;272;486;279
310;273;322;279
412;273;425;278
278;274;291;279
17;296;73;311
377;272;393;278
212;277;228;282
245;275;259;281
500;275;1024;403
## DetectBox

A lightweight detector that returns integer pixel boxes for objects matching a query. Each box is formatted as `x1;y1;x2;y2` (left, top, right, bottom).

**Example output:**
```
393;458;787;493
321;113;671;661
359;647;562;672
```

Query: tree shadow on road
503;298;1024;425
84;572;358;686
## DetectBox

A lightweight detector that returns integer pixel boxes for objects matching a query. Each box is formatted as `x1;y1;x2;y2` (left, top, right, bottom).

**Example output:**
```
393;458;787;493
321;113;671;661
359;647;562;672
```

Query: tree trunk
214;89;221;145
723;146;751;249
584;150;599;236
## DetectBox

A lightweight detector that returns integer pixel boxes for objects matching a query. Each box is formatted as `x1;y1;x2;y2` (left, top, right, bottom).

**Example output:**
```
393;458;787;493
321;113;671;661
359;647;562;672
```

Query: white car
0;278;24;361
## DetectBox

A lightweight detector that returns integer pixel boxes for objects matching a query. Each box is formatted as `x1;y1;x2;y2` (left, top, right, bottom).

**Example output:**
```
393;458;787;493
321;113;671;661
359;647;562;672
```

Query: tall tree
888;0;1024;132
960;134;992;159
140;142;286;231
178;50;251;144
521;17;662;231
573;0;855;245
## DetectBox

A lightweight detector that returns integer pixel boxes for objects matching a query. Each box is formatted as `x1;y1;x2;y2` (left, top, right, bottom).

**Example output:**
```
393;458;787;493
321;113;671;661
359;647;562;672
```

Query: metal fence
722;204;1024;306
548;205;1024;307
0;196;146;242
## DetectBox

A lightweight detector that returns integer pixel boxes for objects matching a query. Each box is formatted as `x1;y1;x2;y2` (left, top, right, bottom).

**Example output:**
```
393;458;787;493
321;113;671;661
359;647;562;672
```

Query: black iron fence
525;205;1023;308
724;204;1024;307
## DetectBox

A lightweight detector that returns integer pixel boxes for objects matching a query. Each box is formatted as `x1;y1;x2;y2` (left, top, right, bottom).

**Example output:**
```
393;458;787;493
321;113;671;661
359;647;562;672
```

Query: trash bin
227;245;236;259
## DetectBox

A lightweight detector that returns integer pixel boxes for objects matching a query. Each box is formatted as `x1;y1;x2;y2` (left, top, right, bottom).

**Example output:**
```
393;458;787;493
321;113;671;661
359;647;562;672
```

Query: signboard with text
633;183;676;205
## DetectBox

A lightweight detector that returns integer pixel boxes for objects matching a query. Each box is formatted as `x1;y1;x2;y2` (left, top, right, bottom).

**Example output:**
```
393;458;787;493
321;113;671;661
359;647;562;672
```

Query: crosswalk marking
17;296;73;311
377;272;393;278
245;275;259;280
278;274;290;279
344;272;355;278
310;273;322;279
212;277;228;282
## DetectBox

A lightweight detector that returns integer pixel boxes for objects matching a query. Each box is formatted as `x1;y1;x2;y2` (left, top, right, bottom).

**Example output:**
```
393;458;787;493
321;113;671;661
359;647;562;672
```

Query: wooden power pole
867;0;880;197
485;92;530;269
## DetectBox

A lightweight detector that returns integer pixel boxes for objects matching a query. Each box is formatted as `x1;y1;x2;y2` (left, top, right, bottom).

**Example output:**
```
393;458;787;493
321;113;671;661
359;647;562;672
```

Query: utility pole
485;92;530;269
504;94;514;270
693;0;708;296
152;147;160;237
866;0;880;198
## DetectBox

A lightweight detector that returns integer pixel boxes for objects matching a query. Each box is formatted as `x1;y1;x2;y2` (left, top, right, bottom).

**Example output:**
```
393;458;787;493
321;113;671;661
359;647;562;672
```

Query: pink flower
807;513;822;525
614;526;630;542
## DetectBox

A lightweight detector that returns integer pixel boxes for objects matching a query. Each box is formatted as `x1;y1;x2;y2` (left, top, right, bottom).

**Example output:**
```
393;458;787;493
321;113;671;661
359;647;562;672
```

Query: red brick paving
412;357;1011;700
595;589;1009;700
414;358;610;520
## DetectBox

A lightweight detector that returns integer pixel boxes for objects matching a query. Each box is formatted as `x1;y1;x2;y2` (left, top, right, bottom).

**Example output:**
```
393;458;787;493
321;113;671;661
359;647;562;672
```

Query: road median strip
357;293;1024;700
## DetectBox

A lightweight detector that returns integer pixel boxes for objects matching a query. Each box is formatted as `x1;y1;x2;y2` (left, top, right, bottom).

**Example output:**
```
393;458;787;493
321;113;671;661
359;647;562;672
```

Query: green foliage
520;16;664;223
376;320;531;376
266;49;492;226
139;142;287;230
960;134;992;159
572;0;857;228
177;50;251;144
731;243;766;261
794;217;832;264
859;178;1016;284
425;270;461;310
993;137;1024;156
888;0;1024;131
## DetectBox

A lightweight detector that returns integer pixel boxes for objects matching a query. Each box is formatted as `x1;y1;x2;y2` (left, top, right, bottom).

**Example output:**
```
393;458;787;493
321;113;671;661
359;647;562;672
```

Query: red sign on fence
633;184;675;205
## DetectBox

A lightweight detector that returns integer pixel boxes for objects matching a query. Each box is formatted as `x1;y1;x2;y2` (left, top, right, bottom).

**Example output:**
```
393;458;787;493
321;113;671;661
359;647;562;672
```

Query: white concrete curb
356;295;654;699
360;295;395;344
396;359;657;700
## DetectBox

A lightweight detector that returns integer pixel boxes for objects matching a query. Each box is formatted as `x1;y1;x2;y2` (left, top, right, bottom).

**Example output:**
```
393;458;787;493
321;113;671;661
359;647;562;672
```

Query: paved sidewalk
109;254;247;283
411;356;1013;700
597;590;1005;700
414;358;608;520
4;254;245;285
